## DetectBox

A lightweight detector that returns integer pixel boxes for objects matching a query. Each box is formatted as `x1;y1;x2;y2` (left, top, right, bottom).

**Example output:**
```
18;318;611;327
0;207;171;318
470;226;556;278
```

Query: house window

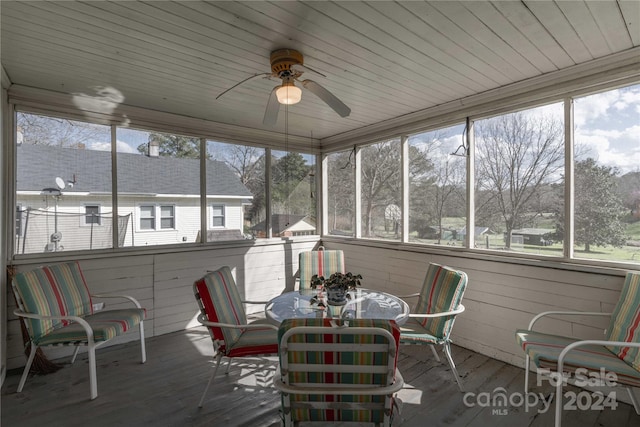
212;204;225;227
160;205;175;229
84;205;101;226
139;205;155;230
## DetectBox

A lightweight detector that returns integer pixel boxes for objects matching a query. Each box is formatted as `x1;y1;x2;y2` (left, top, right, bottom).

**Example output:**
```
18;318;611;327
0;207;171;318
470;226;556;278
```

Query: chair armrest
409;304;465;319
528;310;611;330
197;314;278;331
92;293;143;309
13;309;95;340
241;300;270;305
397;293;420;299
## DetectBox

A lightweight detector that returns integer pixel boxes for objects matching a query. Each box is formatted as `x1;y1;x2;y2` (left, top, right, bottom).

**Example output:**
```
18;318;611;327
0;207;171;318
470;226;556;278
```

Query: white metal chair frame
13;293;146;400
524;311;640;427
274;324;404;427
402;291;466;391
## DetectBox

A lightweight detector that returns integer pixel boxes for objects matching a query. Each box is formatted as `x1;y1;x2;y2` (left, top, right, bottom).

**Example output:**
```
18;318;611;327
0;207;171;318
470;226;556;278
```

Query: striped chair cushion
414;263;467;339
399;317;440;345
226;326;279;358
278;318;400;423
36;308;146;346
194;267;248;353
516;329;640;388
13;262;93;342
298;249;345;290
606;272;640;371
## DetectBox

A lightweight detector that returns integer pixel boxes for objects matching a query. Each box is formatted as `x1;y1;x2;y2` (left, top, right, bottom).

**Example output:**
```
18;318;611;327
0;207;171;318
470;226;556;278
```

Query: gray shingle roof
16;143;252;197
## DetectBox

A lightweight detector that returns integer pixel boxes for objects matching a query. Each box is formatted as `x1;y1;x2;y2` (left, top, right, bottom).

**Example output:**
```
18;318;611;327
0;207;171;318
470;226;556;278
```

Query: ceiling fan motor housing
270;49;304;75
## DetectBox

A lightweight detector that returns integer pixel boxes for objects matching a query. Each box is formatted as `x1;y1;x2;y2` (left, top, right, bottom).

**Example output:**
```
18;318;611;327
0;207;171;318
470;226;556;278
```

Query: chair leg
430;344;441;362
628;387;640;415
443;342;464;392
198;353;224;408
17;343;38;393
88;341;98;400
70;345;81;364
139;320;147;363
554;371;563;427
524;354;531;395
225;357;232;375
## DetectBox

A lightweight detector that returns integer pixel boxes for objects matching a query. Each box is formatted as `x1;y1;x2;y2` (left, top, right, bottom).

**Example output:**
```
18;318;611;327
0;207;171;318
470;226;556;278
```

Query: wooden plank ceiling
1;1;638;142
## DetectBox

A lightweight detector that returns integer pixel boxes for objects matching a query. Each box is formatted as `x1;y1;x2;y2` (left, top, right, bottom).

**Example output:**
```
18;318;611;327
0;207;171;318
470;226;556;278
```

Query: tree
17;112;109;148
137;132;200;158
555;158;627;251
361;140;401;237
271;152;314;216
475;111;564;248
327;150;356;233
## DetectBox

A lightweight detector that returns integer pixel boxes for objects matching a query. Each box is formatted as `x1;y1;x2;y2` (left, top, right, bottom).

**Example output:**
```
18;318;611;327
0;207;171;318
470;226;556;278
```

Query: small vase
326;288;348;306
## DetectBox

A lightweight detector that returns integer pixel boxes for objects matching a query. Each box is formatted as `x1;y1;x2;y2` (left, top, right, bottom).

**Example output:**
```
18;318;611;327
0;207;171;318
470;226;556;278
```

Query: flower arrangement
310;272;363;306
310;272;363;292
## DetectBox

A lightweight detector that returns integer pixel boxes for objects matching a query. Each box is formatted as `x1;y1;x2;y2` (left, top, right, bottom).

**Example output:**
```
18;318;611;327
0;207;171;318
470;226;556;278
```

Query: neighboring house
15;144;253;253
252;214;316;238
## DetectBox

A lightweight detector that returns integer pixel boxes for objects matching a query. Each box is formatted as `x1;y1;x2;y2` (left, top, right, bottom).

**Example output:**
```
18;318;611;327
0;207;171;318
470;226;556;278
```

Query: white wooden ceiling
1;1;639;142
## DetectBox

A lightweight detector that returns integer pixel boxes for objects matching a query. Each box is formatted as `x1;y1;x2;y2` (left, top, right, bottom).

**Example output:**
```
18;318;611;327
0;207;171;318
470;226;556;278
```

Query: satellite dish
55;177;66;190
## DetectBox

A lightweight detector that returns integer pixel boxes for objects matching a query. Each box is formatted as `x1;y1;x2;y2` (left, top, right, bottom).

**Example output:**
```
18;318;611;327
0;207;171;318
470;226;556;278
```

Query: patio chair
516;271;640;427
399;263;468;391
274;318;404;426
11;261;147;400
193;266;279;408
297;246;345;290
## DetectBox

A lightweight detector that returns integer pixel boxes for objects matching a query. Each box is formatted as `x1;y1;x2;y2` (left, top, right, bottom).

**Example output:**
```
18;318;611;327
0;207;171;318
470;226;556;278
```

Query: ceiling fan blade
216;72;271;100
263;86;280;126
301;79;351;118
291;63;326;78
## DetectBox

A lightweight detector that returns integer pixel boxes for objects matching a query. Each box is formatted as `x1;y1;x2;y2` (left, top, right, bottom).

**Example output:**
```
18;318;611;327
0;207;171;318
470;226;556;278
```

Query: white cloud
89;140;137;153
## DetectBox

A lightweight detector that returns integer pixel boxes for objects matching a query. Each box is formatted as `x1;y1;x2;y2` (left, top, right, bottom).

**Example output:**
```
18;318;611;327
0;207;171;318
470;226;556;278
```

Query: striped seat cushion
515;329;640;388
226;326;278;358
399;317;441;345
414;263;467;339
298;250;345;290
36;308;146;346
278;318;400;423
13;262;93;342
606;272;640;371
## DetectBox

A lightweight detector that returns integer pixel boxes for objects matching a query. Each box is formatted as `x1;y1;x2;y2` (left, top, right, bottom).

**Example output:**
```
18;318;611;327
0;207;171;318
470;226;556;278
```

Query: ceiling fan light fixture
276;82;302;105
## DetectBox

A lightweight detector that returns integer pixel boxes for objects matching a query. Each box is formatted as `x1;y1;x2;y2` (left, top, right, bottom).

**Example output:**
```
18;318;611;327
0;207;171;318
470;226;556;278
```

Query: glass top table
265;288;410;325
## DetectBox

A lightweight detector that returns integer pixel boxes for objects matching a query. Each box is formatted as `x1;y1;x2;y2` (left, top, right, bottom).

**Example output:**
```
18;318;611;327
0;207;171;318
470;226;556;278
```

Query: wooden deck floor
2;328;638;427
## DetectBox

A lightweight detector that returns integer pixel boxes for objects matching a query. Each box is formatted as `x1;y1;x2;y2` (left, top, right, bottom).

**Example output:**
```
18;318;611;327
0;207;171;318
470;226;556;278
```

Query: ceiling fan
216;49;351;126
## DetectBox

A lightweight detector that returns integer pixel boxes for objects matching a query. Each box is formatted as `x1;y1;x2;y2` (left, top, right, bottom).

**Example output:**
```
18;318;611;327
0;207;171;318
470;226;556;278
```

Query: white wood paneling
5;238;319;370
323;240;628;368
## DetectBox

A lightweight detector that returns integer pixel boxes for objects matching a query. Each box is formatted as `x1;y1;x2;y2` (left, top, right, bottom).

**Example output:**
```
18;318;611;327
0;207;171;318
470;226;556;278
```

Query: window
117;128;199;247
206;139;263;240
84;205;101;226
270;150;316;237
474;103;564;256
571;84;640;264
408;124;467;245
212;205;225;227
160;205;175;229
15;112;112;254
139;205;155;230
360;139;401;241
327;150;355;237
